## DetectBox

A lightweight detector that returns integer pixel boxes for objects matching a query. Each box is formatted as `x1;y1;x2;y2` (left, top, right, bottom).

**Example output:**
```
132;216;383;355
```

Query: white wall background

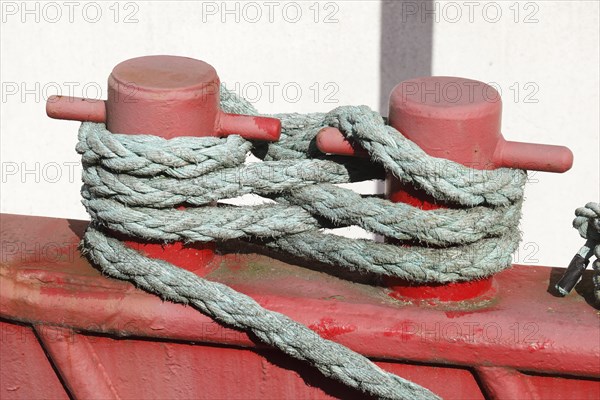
1;0;598;267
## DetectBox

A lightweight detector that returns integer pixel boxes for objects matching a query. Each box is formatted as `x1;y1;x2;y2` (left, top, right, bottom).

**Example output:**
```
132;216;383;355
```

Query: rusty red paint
383;320;418;341
1;213;599;400
309;317;356;339
443;308;498;319
387;278;496;302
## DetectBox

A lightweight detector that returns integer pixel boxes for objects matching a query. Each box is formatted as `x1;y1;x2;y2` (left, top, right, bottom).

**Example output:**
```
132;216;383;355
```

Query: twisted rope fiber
78;90;526;282
78;87;527;399
82;226;435;400
572;203;600;300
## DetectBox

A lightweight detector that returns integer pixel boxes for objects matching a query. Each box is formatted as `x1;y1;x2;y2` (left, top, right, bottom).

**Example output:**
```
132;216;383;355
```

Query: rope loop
77;86;533;399
574;202;600;242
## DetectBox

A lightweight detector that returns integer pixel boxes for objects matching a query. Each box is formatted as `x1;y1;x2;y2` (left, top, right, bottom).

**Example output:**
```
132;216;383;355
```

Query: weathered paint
45;55;282;284
316;77;573;301
1;214;598;399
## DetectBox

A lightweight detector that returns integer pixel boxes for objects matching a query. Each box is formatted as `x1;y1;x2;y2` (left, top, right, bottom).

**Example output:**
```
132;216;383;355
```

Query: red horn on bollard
47;55;282;275
316;76;573;301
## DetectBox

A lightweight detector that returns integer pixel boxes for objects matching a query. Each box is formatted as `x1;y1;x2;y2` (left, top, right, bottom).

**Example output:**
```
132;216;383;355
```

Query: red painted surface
0;321;69;400
21;66;591;398
1;214;599;399
308;317;357;339
316;77;573;301
387;277;496;303
46;56;281;141
316;77;573;173
45;55;282;277
476;366;540;399
36;326;121;400
46;96;106;122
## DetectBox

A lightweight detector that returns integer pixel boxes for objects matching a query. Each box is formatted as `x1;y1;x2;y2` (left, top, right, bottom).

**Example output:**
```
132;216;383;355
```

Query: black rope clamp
555;253;590;296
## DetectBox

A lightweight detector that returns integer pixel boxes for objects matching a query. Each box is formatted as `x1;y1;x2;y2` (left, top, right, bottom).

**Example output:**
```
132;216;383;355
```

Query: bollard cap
317;76;572;173
389;77;502;169
109;55;219;96
390;76;501;122
47;55;281;141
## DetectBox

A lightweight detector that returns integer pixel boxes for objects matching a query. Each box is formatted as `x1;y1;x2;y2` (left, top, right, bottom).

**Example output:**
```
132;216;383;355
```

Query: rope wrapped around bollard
78;87;527;399
556;202;600;301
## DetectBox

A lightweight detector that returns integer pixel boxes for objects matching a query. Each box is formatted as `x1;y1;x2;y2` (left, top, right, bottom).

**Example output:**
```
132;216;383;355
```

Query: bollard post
316;76;573;301
47;55;281;274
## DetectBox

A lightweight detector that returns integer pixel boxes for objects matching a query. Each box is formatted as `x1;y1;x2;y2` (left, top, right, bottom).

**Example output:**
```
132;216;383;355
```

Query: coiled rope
556;203;600;300
576;203;600;300
78;87;527;399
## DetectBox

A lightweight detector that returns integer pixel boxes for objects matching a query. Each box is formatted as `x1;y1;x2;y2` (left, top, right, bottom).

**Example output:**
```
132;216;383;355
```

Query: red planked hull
1;213;599;399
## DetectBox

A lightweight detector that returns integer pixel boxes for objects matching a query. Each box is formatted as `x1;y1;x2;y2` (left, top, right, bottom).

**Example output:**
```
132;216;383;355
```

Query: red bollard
47;55;281;274
316;77;573;301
